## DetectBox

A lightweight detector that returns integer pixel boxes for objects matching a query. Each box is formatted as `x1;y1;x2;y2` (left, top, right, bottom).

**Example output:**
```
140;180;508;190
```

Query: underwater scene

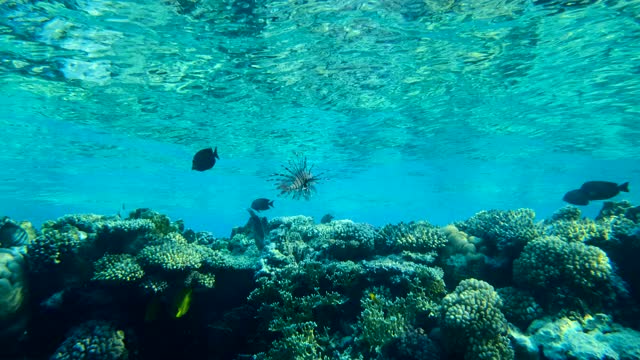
1;0;640;359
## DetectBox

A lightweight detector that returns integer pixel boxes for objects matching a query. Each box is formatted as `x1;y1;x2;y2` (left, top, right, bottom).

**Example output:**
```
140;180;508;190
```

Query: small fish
563;189;590;206
174;288;193;318
251;198;274;211
192;147;219;171
0;221;29;247
320;213;334;224
580;181;629;200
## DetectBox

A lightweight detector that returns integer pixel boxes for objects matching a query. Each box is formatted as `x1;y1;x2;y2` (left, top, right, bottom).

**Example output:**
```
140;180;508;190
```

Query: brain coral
440;278;514;360
0;248;28;336
51;320;129;360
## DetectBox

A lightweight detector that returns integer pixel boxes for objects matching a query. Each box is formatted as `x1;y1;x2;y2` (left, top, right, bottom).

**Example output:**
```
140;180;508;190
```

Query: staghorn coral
92;254;145;282
263;321;323;359
354;286;441;355
440;278;514;360
356;289;408;352
50;320;129;360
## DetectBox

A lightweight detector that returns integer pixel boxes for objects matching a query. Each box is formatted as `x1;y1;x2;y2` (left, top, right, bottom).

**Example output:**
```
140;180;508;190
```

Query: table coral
92;254;145;282
136;233;214;271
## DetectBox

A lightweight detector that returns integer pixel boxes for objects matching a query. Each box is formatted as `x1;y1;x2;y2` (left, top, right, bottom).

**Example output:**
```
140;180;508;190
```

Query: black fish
251;198;274;211
192;147;219;171
580;181;629;200
563;189;590;206
247;209;266;250
320;214;334;224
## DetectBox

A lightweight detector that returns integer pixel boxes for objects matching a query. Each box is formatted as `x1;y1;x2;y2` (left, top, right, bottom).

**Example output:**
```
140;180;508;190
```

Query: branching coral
456;208;539;256
136;233;214;271
513;236;614;307
380;221;448;254
496;287;542;330
92;254;145;282
50;320;129;360
317;220;380;260
440;279;513;360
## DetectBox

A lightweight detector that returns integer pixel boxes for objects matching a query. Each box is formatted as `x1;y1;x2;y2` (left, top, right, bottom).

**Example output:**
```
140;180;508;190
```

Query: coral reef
380;221;448;254
513;235;615;310
440;279;514;360
92;254;145;283
51;320;129;360
6;201;640;359
455;208;539;257
0;247;28;337
511;314;640;360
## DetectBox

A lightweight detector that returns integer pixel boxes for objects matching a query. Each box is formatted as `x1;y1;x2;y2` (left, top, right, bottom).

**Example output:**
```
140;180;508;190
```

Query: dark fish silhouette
580;181;629;200
563;181;629;206
192;147;219;171
320;214;334;224
563;189;590;206
251;198;274;211
247;209;266;250
0;221;29;247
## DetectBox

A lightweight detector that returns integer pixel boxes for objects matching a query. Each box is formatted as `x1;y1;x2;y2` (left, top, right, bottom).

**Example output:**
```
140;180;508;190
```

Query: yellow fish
174;288;193;318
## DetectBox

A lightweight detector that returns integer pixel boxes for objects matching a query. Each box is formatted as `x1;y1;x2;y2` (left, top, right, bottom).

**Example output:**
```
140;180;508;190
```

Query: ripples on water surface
1;0;639;234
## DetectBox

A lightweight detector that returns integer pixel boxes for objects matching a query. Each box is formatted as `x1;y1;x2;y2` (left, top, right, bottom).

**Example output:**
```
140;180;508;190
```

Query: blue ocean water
1;0;639;235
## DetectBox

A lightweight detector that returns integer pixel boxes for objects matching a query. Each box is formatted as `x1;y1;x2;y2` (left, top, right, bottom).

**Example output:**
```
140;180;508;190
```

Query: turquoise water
1;0;639;236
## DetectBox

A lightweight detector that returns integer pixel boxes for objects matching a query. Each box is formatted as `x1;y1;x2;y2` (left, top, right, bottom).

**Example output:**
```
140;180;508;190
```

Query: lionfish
270;154;323;200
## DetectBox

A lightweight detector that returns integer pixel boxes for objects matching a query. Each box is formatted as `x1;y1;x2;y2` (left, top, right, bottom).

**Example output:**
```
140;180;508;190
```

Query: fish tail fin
213;147;219;159
620;182;630;192
269;200;274;207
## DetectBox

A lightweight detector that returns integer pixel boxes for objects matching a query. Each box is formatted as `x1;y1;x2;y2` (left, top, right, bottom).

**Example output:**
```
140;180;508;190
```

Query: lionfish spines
270;154;322;200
